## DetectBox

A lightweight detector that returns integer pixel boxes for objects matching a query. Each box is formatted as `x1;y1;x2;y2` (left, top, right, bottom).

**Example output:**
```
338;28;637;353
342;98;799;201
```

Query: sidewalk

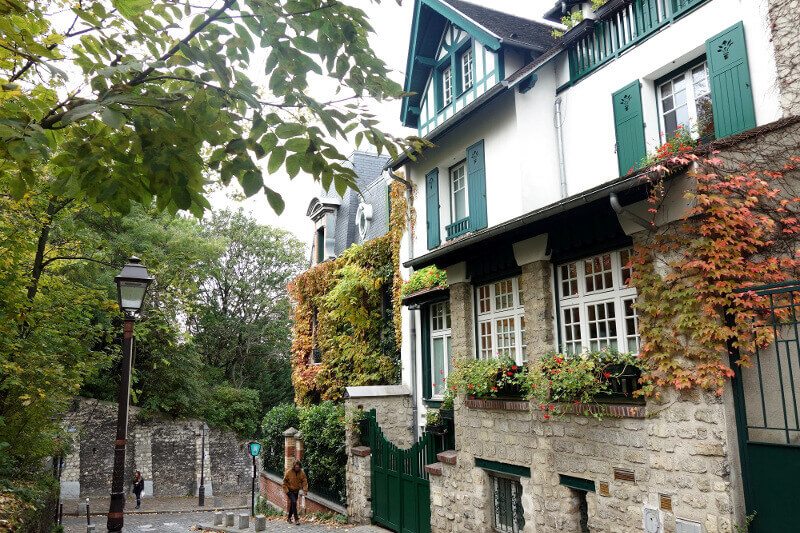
62;495;249;516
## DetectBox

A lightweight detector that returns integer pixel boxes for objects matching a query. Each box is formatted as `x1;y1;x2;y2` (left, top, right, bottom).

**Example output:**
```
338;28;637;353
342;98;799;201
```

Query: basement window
491;474;524;533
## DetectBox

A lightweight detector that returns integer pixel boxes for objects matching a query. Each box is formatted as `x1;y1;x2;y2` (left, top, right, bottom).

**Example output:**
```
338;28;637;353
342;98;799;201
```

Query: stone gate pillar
294;431;304;463
282;427;297;471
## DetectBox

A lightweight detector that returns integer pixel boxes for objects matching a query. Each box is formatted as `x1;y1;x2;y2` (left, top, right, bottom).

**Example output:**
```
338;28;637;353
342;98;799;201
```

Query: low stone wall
428;390;742;533
258;472;345;517
61;398;254;498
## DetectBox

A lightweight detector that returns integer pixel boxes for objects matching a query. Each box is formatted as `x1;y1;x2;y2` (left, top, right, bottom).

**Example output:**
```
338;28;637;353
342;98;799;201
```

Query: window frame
429;300;452;399
556;248;639;354
449;159;468;223
490;473;525;533
475;276;527;364
656;57;714;142
461;47;474;92
442;65;453;108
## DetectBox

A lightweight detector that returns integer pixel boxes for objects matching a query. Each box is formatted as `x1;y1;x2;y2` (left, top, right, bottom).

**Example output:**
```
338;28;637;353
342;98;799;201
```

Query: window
442;66;453;107
315;227;325;264
450;162;468;222
476;276;526;363
557;249;639;353
492;475;524;533
430;301;452;397
658;61;714;140
461;48;473;90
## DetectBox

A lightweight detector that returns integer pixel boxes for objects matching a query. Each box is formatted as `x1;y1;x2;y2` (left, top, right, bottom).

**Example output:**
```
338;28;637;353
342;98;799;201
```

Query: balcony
445;217;470;241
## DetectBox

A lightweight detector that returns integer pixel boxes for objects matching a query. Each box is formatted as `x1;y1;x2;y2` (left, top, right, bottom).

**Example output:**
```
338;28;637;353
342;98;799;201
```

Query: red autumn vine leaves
631;153;800;395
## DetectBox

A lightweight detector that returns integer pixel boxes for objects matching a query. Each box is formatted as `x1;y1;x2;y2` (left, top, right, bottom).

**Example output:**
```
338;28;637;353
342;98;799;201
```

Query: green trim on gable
559;475;596;493
475;458;531;478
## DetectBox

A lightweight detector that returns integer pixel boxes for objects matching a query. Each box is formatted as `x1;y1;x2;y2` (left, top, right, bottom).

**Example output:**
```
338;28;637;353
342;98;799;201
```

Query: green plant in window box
635;125;699;171
401;265;448;298
551;10;585;38
446;356;526;400
425;409;447;435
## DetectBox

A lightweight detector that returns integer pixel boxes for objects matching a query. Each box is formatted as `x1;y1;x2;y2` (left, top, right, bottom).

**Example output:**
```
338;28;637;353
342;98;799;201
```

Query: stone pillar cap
282;427;298;437
294;431;303;439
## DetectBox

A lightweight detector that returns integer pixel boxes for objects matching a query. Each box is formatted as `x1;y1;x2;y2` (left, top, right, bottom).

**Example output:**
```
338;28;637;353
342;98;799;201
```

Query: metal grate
492;475;525;533
613;468;636;483
660;494;672;512
598;481;610;497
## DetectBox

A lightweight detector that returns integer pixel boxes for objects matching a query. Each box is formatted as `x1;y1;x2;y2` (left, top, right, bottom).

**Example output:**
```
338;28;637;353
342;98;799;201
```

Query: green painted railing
445;217;470;240
568;0;710;83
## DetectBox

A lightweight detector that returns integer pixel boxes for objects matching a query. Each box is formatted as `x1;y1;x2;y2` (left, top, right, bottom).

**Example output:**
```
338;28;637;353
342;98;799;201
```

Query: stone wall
768;0;800;116
61;398;254;498
258;472;346;516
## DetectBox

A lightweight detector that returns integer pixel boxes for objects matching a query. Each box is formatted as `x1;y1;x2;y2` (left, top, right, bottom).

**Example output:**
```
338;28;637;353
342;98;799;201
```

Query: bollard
238;513;249;529
86;525;96;533
213;511;223;525
225;512;235;527
254;514;266;531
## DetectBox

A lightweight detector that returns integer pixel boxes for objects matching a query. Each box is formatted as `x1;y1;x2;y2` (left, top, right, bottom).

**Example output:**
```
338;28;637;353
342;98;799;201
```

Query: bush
298;402;346;505
260;403;300;474
203;385;261;438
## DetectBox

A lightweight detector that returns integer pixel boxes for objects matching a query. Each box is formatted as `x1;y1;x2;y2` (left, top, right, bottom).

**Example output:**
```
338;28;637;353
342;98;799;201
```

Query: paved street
62;511;387;533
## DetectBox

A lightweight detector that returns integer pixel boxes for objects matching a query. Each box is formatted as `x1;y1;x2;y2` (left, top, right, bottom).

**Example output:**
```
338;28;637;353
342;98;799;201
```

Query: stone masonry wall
521;261;555;356
768;0;800;116
61;398;253;498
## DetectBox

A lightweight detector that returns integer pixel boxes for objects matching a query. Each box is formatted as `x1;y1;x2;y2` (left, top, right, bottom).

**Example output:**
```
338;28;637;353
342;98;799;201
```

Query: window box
425;422;448;436
446;216;470;240
599;363;641;397
561;19;595;47
439;408;454;421
594;0;632;20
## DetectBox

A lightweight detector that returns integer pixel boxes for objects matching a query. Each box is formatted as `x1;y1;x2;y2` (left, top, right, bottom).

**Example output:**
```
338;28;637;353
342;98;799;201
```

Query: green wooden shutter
706;22;756;139
425;168;440;249
466;140;487;231
612;80;646;176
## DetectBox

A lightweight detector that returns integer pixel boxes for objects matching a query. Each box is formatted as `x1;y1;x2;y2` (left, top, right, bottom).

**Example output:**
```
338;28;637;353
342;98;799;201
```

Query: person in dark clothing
282;461;308;525
132;471;145;509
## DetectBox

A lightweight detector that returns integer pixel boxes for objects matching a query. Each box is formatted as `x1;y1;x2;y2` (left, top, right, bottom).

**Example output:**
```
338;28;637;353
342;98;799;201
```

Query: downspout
386;167;419;443
554;97;568;198
609;192;653;230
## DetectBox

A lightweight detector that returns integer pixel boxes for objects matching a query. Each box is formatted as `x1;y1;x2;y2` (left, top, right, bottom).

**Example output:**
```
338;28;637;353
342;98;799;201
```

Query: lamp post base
107;490;125;532
199;485;205;507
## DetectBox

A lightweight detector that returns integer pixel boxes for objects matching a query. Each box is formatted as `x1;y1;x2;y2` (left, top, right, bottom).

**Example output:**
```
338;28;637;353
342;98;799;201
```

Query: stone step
424;462;443;476
436;450;457;464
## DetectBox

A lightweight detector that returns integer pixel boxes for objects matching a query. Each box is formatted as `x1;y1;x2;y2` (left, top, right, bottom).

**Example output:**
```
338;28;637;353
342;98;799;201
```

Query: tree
0;0;426;216
192;209;305;413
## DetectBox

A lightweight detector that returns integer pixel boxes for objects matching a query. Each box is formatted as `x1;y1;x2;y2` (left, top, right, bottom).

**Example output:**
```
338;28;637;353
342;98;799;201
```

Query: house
344;1;800;532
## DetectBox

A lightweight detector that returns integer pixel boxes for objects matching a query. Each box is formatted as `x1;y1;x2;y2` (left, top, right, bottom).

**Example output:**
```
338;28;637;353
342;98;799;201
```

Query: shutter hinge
614;142;618;154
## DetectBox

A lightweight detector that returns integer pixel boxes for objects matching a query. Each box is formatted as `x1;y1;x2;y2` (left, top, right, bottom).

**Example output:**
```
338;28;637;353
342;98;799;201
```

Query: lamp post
248;442;261;517
198;423;209;507
107;256;153;533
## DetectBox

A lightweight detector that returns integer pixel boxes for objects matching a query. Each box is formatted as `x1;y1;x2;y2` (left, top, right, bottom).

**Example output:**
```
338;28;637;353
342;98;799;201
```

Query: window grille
492;475;525;533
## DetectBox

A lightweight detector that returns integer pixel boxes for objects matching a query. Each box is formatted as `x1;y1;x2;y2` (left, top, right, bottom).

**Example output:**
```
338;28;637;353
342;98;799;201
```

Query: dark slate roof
443;0;557;52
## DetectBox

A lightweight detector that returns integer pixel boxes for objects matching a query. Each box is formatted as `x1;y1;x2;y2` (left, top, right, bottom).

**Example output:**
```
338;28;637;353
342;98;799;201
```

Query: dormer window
461;48;473;91
442;66;453;107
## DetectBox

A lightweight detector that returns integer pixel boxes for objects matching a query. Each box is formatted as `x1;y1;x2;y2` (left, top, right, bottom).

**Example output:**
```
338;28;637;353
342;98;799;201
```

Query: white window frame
461;48;473;91
430;300;452;399
476;276;527;364
450;161;468;222
557;248;639;354
442;66;453;107
657;60;713;141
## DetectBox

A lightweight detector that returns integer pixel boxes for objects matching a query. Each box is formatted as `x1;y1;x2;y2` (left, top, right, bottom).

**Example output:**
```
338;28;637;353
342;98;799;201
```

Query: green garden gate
732;281;800;531
365;409;435;533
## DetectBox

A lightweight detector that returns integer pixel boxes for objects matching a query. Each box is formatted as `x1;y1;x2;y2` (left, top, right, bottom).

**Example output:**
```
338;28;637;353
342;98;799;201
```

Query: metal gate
732;281;800;531
366;409;435;533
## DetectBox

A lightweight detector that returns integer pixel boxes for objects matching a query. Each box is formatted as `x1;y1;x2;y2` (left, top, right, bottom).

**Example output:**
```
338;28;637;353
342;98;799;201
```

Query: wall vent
613;468;636;483
598;481;610;497
659;494;672;512
675;518;702;533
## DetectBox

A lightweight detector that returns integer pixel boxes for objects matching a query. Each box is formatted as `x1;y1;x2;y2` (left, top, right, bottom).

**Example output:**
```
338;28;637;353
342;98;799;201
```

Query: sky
212;0;553;249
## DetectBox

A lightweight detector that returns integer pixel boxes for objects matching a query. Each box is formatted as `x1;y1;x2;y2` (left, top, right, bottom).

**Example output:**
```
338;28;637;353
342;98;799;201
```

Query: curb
67;506;249;517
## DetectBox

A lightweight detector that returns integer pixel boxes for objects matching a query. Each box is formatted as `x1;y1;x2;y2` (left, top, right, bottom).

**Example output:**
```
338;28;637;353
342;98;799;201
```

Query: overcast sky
213;0;552;249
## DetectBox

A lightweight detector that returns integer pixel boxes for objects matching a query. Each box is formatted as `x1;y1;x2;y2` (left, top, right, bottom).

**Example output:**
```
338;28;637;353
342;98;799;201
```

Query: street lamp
198;423;210;506
107;256;153;533
248;442;261;517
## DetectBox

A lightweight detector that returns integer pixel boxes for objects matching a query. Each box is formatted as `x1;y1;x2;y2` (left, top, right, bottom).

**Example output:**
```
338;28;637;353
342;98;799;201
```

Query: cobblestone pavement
62;495;248;516
61;510;387;533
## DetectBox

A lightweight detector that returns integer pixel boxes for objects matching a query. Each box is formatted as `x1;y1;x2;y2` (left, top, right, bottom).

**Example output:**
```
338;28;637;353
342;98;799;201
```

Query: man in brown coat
282;460;308;525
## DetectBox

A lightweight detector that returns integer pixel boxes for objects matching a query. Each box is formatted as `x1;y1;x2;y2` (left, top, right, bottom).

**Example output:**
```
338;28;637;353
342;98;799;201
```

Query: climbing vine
631;149;800;395
288;177;414;404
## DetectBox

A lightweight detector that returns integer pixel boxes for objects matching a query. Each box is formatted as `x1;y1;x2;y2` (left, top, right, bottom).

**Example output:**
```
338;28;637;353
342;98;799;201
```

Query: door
732;281;800;531
367;410;434;533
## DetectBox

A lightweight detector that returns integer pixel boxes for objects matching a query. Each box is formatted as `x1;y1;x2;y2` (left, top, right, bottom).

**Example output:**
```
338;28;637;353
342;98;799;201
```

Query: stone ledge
436;450;457;464
555;402;646;418
424;462;443;476
465;398;530;411
351;446;371;457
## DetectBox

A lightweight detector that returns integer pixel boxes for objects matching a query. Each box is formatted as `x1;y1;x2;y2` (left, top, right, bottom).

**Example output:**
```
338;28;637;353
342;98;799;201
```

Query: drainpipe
554;97;568;199
610;192;653;230
385;166;419;442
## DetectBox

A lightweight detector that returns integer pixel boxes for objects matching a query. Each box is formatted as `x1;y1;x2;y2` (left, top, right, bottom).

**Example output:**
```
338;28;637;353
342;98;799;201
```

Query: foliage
631;153;800;394
0;469;58;533
0;0;428;216
592;0;609;9
256;496;284;518
344;407;367;444
388;177;415;347
445;356;521;399
401;265;448;297
440;395;454;410
260;403;300;474
298;401;346;505
526;350;645;418
425;409;442;426
304;511;348;524
634;125;698;172
201;385;261;438
733;512;757;533
551;10;584;38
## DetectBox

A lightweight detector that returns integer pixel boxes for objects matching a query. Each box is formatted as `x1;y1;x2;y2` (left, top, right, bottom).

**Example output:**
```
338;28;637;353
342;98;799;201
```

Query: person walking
132;471;145;510
282;461;308;525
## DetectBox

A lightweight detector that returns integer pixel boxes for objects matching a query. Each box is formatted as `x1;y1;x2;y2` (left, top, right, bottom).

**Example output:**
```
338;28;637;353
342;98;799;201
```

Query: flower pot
601;363;642;396
494;367;525;399
426;423;447;436
594;0;632;20
439;408;454;421
561;19;595;47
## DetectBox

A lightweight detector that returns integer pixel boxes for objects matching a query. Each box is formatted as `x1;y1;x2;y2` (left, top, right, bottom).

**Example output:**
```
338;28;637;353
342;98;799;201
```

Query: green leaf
61;103;101;125
101;107;126;129
267;147;286;174
112;0;152;19
275;123;305;139
285;154;301;179
285;138;310;153
241;171;263;197
264;186;285;214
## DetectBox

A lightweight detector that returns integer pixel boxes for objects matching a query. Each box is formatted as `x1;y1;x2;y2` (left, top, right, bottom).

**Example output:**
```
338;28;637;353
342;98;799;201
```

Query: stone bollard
86;526;96;533
254;515;266;531
225;512;235;526
238;513;249;529
213;511;223;525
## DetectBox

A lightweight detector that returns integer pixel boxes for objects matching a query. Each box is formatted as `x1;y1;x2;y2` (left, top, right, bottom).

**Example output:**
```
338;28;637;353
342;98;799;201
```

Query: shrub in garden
260;403;300;474
299;402;346;504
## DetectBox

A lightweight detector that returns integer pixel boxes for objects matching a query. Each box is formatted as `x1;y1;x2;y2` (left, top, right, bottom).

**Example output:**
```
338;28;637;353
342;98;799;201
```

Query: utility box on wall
676;518;703;533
